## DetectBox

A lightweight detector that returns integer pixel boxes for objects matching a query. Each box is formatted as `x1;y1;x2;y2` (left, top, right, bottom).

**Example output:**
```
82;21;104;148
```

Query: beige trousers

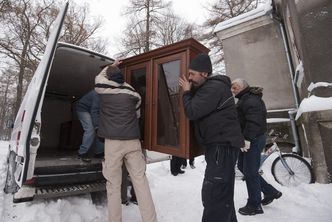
103;139;157;222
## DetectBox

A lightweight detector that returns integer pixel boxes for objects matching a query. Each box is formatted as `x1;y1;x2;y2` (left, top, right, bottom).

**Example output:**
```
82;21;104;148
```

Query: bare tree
60;2;106;53
154;10;199;47
0;0;107;116
122;0;171;54
121;0;200;56
202;0;260;66
121;17;147;56
0;0;56;116
0;0;9;15
0;69;16;140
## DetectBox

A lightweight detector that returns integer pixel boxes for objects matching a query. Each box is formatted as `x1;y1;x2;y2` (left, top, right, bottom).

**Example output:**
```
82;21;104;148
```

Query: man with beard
179;53;244;222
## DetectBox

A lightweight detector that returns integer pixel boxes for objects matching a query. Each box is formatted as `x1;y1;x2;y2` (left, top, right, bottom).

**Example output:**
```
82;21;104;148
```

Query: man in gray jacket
95;60;157;222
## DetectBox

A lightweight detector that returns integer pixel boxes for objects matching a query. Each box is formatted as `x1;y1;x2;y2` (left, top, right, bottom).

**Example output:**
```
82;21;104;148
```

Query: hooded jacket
182;75;244;148
235;86;267;141
95;66;141;140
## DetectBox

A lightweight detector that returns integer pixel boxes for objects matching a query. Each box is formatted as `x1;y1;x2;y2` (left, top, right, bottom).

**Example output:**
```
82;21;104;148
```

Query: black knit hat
107;66;121;76
106;66;124;84
189;53;212;75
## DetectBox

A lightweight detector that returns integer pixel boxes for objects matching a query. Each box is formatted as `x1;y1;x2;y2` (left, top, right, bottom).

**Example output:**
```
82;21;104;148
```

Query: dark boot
78;153;91;162
238;205;263;215
261;191;282;205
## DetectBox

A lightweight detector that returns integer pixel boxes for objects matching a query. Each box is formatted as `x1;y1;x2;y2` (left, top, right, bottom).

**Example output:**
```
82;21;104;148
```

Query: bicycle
236;131;315;187
261;131;315;186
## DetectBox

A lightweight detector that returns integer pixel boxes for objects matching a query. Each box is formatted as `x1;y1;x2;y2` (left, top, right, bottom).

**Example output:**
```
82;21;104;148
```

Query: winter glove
240;140;251;152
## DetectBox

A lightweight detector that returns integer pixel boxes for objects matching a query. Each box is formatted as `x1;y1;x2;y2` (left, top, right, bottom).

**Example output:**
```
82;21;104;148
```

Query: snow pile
1;141;332;222
295;60;304;88
307;82;332;93
295;81;332;120
267;118;290;123
0;141;9;220
295;96;332;120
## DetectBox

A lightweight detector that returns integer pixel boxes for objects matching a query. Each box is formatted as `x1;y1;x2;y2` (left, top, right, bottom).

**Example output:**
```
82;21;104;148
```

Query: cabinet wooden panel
120;38;209;158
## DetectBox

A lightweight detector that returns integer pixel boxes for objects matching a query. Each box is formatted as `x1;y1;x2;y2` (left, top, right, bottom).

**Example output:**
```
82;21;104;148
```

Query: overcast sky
72;0;216;57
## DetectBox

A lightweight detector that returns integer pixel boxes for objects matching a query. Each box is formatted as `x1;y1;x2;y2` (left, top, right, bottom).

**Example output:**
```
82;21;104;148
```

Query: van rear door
13;2;69;187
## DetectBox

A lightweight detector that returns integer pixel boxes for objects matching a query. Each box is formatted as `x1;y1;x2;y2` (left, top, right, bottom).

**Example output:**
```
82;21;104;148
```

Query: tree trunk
0;80;10;138
14;41;29;117
145;0;150;52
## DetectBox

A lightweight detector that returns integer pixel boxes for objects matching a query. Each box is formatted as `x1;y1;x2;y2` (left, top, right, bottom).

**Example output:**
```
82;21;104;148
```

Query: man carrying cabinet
179;53;244;222
95;60;157;222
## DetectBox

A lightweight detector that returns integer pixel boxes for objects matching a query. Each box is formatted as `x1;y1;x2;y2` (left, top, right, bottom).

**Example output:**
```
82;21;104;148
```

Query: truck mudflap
13;181;106;203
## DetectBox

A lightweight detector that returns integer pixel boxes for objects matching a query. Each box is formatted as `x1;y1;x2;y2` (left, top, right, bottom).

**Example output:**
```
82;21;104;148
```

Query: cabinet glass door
126;63;151;149
152;52;186;156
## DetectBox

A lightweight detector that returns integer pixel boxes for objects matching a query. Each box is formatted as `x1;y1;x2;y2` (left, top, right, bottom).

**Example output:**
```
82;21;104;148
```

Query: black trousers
170;156;183;174
202;144;239;222
181;157;195;167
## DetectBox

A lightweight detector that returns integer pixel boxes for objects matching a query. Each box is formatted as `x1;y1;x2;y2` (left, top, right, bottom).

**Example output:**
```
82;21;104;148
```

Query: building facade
215;0;332;183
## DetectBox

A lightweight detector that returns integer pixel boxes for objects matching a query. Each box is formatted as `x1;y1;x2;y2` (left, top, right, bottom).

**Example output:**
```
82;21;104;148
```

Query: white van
4;2;169;203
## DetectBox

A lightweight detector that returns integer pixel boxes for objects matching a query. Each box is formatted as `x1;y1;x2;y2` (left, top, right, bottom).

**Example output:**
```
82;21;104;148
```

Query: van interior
34;43;113;186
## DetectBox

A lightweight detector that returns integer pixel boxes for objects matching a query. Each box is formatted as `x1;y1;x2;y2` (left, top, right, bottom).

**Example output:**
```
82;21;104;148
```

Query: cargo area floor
35;151;102;175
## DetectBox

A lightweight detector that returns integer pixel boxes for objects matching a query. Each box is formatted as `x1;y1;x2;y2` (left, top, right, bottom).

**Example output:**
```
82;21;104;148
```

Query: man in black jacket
179;53;244;222
231;78;282;216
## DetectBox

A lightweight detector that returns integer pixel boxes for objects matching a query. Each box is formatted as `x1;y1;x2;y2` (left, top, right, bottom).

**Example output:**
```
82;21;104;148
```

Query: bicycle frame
261;142;295;175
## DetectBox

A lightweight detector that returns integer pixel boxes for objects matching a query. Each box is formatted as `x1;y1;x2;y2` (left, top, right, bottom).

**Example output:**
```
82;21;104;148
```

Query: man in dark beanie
95;60;157;222
106;65;125;84
188;53;213;75
179;53;244;222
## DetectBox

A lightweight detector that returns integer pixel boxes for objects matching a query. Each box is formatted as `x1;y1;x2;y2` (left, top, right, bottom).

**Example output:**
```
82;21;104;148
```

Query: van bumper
14;180;106;203
13;171;105;203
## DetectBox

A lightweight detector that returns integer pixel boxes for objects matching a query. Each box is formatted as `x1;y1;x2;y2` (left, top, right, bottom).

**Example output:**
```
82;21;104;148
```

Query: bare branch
203;0;260;69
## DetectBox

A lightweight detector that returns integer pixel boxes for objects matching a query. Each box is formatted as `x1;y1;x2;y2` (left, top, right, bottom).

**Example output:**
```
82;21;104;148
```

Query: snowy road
0;141;331;222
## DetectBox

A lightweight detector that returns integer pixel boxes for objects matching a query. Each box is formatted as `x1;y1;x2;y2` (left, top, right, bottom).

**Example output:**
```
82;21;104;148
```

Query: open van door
7;2;69;190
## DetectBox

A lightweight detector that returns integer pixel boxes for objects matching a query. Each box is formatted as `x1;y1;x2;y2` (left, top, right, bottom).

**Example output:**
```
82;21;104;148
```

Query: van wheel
90;191;107;205
4;151;19;194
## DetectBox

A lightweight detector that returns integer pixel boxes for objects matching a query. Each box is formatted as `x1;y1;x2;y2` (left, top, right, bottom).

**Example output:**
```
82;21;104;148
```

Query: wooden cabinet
120;38;209;158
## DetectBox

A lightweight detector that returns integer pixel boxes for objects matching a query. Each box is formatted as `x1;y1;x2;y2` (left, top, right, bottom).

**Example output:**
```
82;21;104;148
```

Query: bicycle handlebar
268;129;288;140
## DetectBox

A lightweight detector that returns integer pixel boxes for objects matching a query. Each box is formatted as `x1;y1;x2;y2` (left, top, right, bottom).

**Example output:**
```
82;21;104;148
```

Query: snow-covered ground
0;140;332;222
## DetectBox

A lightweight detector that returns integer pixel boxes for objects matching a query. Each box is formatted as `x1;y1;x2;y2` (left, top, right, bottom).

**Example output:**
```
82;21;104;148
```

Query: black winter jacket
235;87;267;141
182;75;244;148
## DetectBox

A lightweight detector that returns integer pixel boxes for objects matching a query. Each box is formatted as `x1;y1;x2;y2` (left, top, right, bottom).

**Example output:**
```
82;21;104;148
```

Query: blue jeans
77;111;104;155
238;134;278;207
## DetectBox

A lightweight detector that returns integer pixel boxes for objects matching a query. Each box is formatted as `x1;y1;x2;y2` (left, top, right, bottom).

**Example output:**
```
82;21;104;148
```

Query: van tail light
21;110;26;122
23;177;36;186
16;131;21;153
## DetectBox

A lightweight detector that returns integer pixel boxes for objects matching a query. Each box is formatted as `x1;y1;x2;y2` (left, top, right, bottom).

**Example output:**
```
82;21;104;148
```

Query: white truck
4;2;169;203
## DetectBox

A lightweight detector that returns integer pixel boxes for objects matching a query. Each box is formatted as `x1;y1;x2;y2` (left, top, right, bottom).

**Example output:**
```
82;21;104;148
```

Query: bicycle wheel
271;153;314;186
